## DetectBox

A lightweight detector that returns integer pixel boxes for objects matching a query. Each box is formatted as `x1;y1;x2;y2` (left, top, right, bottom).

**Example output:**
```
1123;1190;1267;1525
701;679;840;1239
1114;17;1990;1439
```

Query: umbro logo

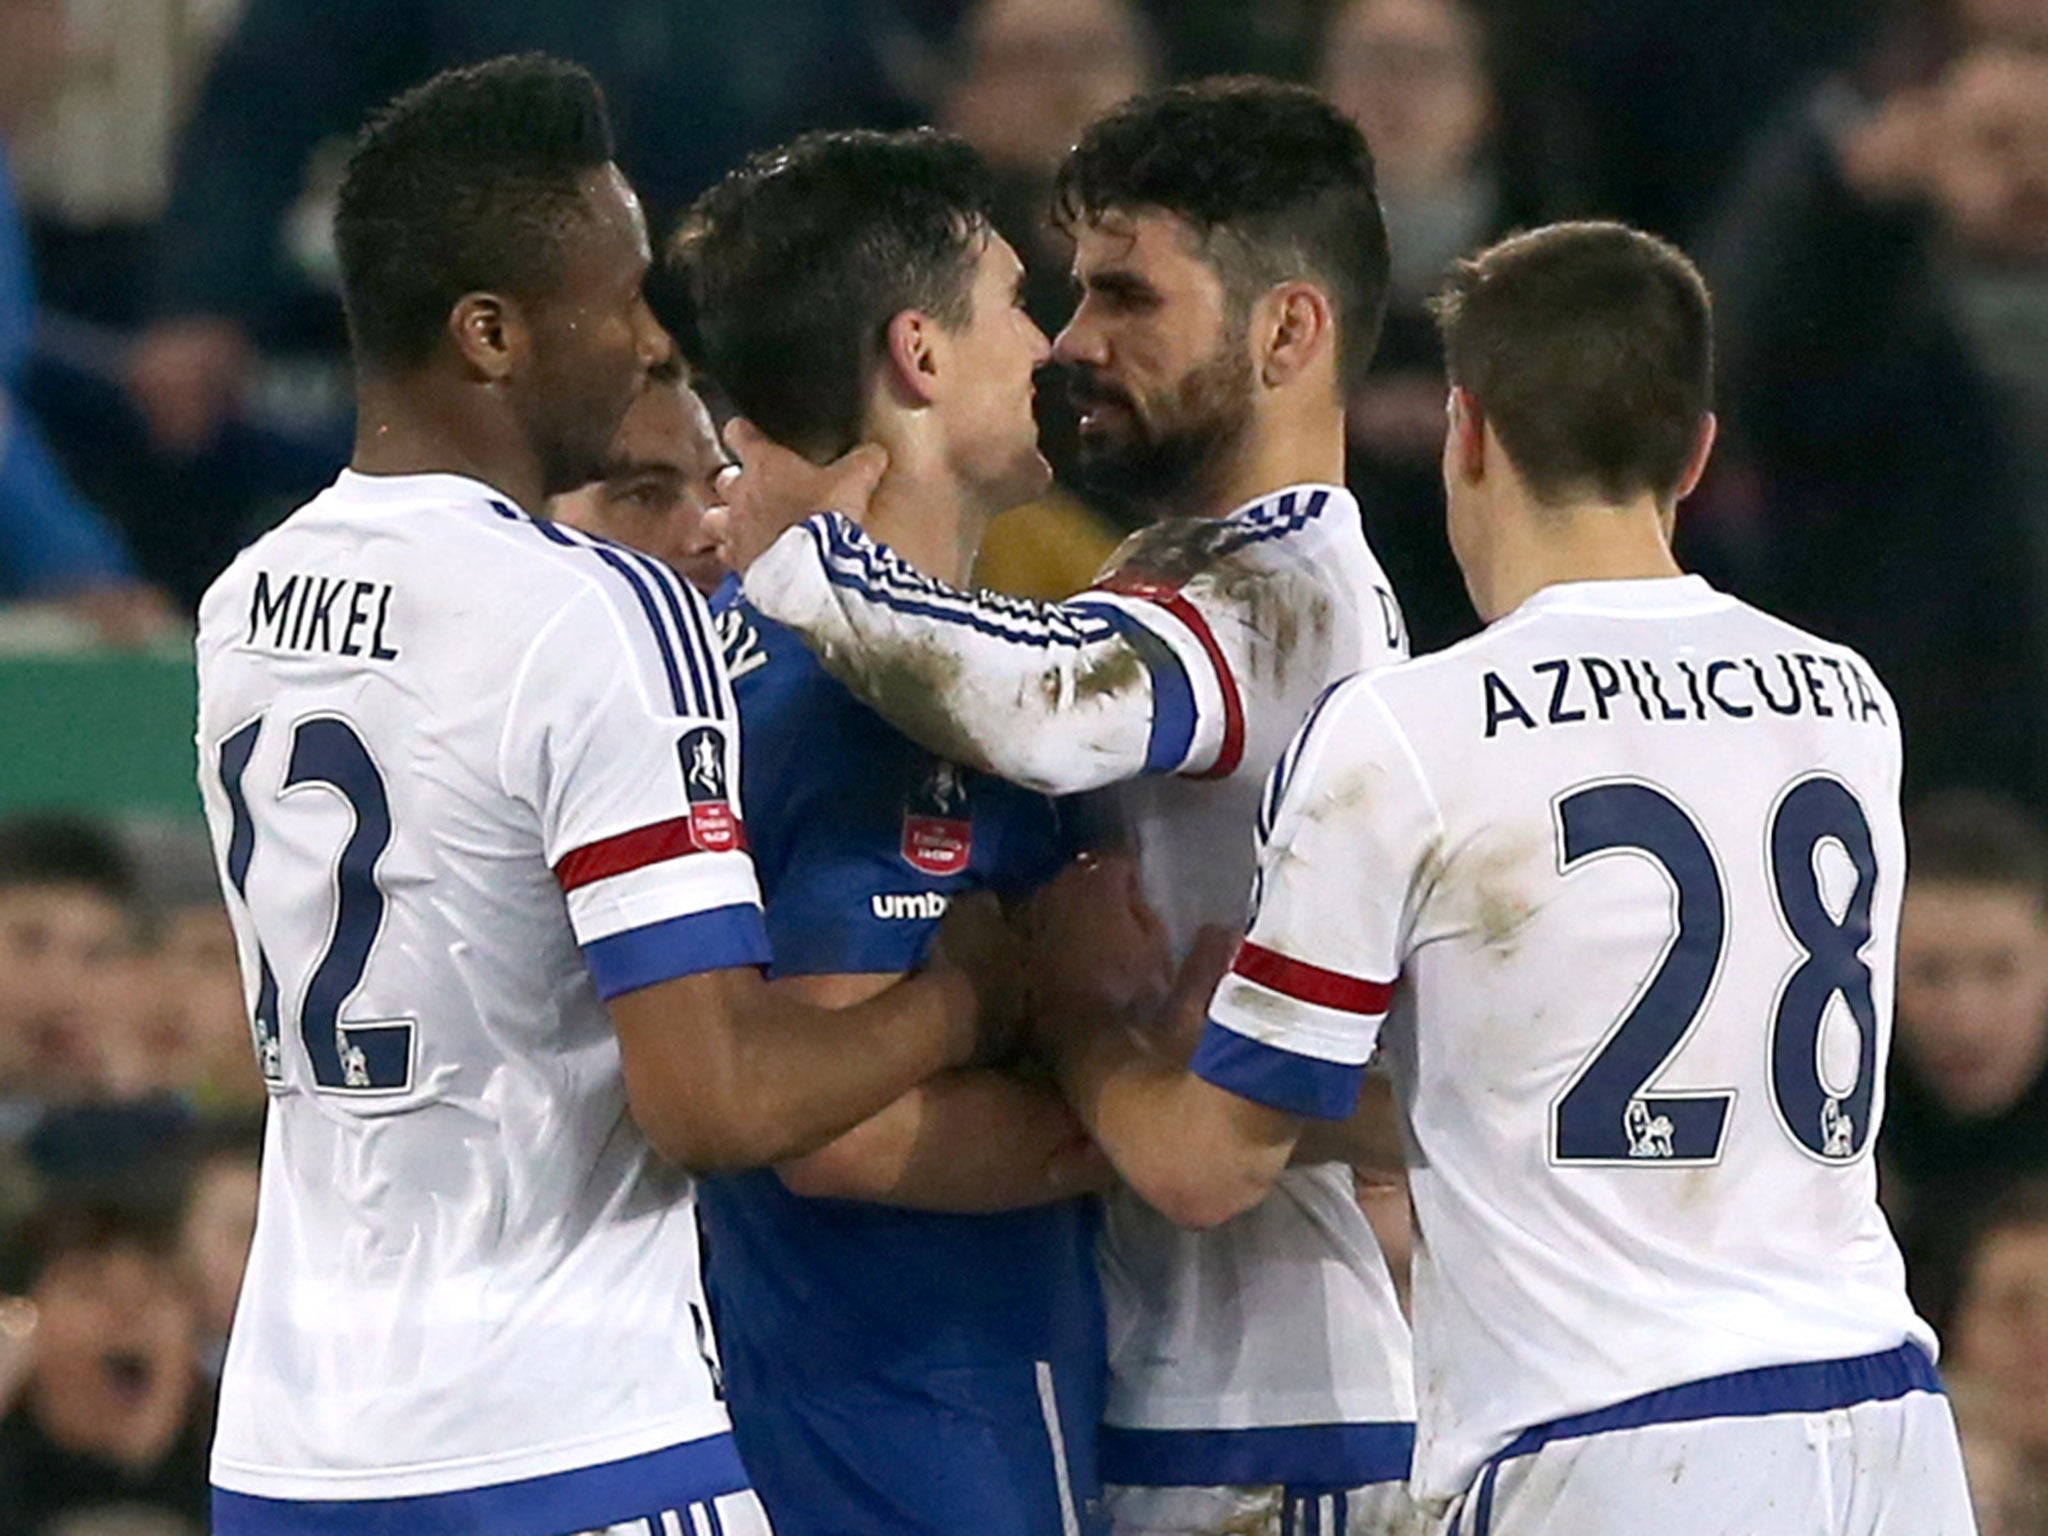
870;892;951;920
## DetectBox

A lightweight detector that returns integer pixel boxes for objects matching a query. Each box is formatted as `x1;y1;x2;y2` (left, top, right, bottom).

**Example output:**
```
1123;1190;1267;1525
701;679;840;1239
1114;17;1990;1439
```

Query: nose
1025;314;1052;368
635;296;673;372
1052;306;1106;370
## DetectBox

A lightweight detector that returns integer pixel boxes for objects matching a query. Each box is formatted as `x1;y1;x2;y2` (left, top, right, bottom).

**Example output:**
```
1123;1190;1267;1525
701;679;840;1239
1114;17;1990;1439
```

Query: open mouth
101;1348;156;1402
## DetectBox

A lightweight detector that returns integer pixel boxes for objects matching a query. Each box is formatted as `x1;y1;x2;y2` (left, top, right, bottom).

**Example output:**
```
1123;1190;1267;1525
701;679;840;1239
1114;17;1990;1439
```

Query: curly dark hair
668;129;997;462
1052;77;1391;390
335;54;616;371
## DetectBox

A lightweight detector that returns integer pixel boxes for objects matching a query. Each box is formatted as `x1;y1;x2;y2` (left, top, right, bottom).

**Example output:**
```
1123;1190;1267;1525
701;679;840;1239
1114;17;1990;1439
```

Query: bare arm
1292;1072;1405;1176
608;962;985;1172
764;972;1114;1211
1056;1010;1304;1231
1023;865;1298;1230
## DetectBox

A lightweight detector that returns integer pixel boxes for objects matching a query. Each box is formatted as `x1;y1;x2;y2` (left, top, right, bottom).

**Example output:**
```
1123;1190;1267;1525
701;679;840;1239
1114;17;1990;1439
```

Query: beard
1066;341;1256;514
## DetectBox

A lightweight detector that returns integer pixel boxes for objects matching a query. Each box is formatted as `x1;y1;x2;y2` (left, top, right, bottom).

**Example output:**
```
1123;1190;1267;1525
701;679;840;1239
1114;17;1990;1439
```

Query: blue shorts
731;1359;1106;1536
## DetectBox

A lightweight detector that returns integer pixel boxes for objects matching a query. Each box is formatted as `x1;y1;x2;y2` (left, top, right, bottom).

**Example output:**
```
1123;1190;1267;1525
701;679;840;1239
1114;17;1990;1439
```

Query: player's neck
1201;393;1345;518
351;380;544;513
1479;496;1684;621
864;460;983;587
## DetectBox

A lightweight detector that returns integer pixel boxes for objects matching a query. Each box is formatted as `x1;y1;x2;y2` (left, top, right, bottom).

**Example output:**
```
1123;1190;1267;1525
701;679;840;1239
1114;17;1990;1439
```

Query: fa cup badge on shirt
678;726;739;853
901;758;972;876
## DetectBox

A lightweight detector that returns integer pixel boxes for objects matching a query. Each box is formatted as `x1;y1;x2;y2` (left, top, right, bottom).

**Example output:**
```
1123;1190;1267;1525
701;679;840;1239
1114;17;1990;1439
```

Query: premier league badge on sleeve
901;758;972;876
678;726;740;852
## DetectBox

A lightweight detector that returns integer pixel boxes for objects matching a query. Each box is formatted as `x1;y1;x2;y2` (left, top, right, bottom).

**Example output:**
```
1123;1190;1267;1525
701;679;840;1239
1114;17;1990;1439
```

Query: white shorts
1435;1387;1974;1536
586;1491;773;1536
1108;1479;1425;1535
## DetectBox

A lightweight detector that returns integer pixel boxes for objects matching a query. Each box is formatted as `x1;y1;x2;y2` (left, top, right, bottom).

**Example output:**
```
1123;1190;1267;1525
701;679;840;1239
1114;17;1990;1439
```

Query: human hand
126;318;252;455
1145;924;1239;1067
1019;853;1174;1058
703;419;888;574
929;890;1034;1070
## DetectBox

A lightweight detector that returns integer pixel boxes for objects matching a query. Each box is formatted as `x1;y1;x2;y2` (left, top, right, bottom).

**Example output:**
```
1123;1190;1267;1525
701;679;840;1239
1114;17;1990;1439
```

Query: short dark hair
1;1194;180;1294
1053;77;1391;391
0;812;134;905
335;54;616;371
1906;790;2048;905
1431;221;1713;507
669;129;995;460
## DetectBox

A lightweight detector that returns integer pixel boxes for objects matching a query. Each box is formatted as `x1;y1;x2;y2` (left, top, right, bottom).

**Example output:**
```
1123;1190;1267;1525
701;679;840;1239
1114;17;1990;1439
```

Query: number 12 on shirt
215;712;415;1093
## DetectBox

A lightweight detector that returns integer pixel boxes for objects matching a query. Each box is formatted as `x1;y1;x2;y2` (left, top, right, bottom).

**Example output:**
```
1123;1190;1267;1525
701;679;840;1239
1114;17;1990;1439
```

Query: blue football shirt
699;584;1107;1536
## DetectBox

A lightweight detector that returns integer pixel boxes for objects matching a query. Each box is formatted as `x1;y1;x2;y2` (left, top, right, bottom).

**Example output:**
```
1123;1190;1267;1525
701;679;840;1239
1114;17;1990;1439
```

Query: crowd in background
1;0;2046;1530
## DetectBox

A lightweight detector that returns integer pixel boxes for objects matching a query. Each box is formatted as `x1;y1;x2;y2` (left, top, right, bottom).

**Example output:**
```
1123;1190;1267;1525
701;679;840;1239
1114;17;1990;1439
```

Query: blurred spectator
0;815;144;1126
0;0;173;644
130;0;929;459
1951;1375;2048;1536
1951;1183;2048;1509
174;1121;260;1382
939;0;1153;594
133;897;262;1117
549;357;730;595
0;1198;211;1536
41;1510;202;1536
1703;0;2048;813
1320;0;1494;652
1885;791;2048;1322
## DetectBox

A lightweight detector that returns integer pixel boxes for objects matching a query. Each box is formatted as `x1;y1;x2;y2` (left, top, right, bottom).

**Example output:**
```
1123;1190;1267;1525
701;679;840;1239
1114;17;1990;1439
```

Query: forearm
779;1068;1112;1212
743;516;1164;793
1290;1072;1403;1175
614;965;979;1171
1056;1014;1291;1230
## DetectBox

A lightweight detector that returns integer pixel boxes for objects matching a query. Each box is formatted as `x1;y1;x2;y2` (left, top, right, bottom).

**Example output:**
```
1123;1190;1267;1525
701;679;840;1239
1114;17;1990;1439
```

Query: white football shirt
195;471;767;1507
1197;575;1933;1505
742;484;1418;1487
1090;488;1416;1485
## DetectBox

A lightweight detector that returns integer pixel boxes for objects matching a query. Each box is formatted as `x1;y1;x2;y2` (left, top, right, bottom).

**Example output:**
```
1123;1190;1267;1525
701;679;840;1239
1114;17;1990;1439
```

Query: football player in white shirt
1031;221;1977;1534
706;80;1419;1536
195;57;1018;1536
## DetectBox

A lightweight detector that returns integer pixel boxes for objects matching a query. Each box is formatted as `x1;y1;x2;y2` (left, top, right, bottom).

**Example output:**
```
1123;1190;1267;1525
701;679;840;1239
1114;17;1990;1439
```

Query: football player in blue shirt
670;130;1120;1536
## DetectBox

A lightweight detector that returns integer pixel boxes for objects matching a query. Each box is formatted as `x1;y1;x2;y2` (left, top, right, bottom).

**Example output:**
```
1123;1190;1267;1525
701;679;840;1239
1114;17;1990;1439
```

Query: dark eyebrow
603;459;686;485
1083;269;1161;304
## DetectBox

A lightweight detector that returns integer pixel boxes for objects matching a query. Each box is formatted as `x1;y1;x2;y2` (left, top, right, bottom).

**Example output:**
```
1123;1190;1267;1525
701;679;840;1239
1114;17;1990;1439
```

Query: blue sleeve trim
582;903;771;1000
1496;1341;1941;1460
1190;1019;1364;1121
1071;600;1195;776
212;1432;751;1536
1099;1420;1414;1491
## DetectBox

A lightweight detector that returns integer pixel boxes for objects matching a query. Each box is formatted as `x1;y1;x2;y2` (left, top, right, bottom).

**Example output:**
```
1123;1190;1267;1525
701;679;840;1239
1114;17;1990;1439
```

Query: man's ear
1256;281;1336;390
1674;411;1718;501
447;292;527;384
880;308;943;408
1447;386;1487;486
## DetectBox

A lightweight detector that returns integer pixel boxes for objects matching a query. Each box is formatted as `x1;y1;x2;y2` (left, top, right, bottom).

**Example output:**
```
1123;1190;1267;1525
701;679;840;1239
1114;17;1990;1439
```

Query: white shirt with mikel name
196;470;767;1503
1196;575;1933;1504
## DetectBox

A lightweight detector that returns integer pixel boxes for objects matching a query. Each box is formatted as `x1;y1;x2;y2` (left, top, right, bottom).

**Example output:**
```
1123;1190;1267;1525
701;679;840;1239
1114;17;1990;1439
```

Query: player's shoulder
712;584;867;746
1110;483;1364;586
